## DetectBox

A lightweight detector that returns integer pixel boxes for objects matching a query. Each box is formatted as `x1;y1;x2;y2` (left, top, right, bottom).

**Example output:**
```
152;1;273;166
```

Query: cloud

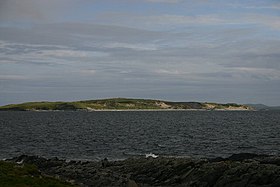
155;69;182;75
0;0;45;22
2;0;280;32
245;5;280;10
245;14;280;30
229;67;280;81
145;0;182;3
39;49;108;58
92;11;280;32
1;7;280;105
92;13;227;31
0;40;109;66
141;14;224;25
0;0;85;23
79;69;97;75
0;75;28;80
102;42;158;51
229;1;280;10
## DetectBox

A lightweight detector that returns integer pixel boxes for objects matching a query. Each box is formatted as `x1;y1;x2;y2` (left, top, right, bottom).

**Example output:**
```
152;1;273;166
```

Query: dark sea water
0;111;279;160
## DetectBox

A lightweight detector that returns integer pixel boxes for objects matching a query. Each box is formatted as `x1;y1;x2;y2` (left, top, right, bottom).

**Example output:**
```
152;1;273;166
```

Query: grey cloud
0;23;163;46
226;53;280;69
0;0;46;22
0;75;28;81
92;11;280;31
145;0;182;3
0;0;85;23
2;22;279;81
1;20;280;105
244;14;280;30
92;13;227;31
230;1;280;10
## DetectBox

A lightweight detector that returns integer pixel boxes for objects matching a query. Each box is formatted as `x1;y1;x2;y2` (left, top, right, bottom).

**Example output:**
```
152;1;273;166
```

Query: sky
0;0;280;106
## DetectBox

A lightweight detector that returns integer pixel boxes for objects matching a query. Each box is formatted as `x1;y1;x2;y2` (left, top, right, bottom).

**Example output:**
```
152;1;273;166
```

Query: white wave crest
145;153;158;158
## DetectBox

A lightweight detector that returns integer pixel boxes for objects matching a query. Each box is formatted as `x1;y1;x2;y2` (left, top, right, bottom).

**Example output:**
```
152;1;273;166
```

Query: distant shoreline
0;108;255;112
0;98;253;111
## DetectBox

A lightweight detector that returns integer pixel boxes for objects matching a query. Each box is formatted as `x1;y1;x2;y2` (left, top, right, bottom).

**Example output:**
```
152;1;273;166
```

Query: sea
0;111;279;160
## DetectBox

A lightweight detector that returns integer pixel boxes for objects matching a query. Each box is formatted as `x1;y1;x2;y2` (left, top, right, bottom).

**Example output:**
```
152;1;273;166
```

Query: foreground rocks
5;153;280;187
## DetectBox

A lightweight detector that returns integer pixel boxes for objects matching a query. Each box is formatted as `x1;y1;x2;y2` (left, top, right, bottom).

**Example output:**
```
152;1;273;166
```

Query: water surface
0;111;279;160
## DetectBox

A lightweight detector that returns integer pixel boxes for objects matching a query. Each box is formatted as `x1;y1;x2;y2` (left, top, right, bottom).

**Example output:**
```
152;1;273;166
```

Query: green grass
0;161;76;187
82;98;163;109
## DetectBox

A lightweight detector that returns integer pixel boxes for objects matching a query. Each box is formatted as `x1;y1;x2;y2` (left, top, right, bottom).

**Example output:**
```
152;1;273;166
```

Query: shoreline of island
0;108;256;112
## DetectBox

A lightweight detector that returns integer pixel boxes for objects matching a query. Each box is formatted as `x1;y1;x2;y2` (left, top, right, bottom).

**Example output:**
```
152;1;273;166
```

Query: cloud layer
0;0;280;105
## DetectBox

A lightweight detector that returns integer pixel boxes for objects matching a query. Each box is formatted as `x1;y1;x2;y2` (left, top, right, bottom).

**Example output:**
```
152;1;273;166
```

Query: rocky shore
5;153;280;187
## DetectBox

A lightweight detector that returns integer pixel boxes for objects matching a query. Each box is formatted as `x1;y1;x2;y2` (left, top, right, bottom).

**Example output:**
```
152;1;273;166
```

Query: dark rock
258;156;280;166
227;153;268;161
5;154;280;187
102;158;109;168
209;157;225;162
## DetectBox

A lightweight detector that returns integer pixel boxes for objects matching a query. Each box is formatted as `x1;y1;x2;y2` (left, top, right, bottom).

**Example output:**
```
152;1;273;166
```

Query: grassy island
0;98;252;111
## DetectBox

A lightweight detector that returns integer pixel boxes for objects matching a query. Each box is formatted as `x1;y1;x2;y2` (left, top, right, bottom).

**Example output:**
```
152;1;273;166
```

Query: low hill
246;104;280;111
0;98;252;111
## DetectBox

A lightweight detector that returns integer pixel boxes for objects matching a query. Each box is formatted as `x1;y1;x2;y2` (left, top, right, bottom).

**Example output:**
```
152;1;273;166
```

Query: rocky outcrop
6;154;280;187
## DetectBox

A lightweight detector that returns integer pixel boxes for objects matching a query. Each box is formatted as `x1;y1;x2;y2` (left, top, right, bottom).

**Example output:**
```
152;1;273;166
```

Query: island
0;98;252;111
